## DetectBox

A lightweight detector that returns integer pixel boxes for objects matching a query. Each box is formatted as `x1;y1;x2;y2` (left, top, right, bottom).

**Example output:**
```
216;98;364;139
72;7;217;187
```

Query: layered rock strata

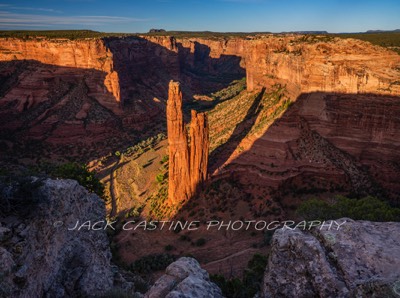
225;91;400;200
167;81;209;205
245;35;400;98
1;35;398;158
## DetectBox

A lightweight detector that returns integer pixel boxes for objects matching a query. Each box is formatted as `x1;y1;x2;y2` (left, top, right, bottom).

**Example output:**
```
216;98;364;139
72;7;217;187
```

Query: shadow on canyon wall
0;37;245;162
174;91;400;219
0;60;122;150
209;87;266;173
104;36;245;108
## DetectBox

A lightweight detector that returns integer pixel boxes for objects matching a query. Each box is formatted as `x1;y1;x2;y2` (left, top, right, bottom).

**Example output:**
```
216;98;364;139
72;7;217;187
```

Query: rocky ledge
263;218;400;298
145;257;223;298
0;178;116;297
0;177;222;298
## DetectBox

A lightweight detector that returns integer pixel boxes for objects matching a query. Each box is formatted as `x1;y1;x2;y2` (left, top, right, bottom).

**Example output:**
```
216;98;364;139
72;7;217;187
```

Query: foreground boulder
0;178;114;297
145;257;223;298
263;218;400;297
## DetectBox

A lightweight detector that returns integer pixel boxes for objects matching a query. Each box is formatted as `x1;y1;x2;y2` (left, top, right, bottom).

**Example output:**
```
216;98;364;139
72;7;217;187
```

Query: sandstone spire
167;81;209;206
167;81;191;205
190;110;209;193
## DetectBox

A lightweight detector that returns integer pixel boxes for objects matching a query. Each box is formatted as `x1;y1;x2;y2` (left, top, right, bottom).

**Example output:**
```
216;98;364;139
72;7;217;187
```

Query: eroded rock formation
263;219;400;297
190;110;209;194
0;36;243;157
245;35;400;98
0;178;114;297
145;257;223;298
1;34;400;201
223;91;400;201
167;81;209;206
167;81;191;205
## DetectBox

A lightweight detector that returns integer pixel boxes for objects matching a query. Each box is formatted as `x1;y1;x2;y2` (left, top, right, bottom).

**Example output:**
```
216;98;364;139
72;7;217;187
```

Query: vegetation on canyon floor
211;253;268;298
130;253;177;275
298;195;400;222
21;161;107;200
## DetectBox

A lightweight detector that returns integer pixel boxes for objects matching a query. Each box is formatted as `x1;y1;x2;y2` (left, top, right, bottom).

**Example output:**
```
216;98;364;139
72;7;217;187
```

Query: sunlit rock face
245;35;400;97
167;81;209;206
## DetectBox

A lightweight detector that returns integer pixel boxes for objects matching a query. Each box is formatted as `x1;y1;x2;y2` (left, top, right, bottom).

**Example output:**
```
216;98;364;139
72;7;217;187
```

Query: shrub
164;244;174;251
130;253;177;274
195;238;206;246
297;196;400;222
210;253;268;298
262;230;275;246
53;162;105;199
242;254;269;296
210;276;245;298
155;173;165;183
179;235;191;241
160;155;169;164
296;198;333;220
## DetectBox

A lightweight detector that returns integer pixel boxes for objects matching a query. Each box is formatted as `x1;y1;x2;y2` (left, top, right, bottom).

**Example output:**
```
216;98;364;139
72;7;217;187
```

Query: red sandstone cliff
1;34;399;172
0;38;121;102
167;81;191;205
244;35;400;97
167;81;209;205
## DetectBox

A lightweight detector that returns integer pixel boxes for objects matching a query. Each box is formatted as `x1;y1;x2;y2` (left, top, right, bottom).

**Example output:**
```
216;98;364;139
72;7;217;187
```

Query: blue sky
0;0;399;33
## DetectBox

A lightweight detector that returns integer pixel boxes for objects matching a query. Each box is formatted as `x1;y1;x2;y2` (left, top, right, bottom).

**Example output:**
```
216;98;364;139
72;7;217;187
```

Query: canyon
1;32;400;292
1;35;398;185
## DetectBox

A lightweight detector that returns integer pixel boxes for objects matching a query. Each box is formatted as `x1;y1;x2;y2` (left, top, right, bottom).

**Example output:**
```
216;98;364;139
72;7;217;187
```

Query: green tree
54;162;105;199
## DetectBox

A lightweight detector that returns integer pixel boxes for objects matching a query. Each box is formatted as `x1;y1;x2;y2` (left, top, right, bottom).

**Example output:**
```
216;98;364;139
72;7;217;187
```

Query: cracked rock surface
0;178;114;298
145;257;223;298
262;218;400;298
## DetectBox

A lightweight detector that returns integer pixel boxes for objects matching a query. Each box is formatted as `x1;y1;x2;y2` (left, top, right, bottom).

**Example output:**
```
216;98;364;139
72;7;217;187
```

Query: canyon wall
0;35;244;157
1;34;399;170
0;36;245;106
2;34;399;109
185;35;400;202
220;90;400;202
167;81;209;206
0;38;120;102
245;35;400;98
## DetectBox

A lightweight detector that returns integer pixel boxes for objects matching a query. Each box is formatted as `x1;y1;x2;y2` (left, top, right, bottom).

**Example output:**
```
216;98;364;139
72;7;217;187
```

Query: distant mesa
366;29;400;33
149;29;166;33
280;31;328;34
